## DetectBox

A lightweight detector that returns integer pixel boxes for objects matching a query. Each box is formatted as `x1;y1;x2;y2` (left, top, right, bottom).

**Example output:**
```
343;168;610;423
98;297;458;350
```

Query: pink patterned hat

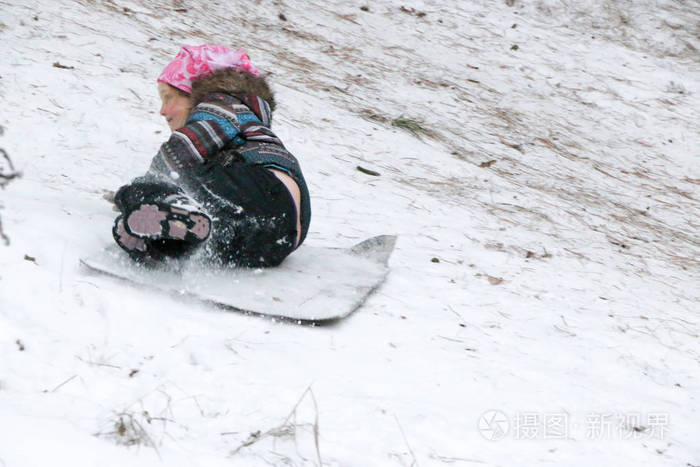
157;44;261;94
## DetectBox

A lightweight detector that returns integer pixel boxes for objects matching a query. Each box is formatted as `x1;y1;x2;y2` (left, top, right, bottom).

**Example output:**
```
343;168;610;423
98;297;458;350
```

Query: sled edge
348;235;397;265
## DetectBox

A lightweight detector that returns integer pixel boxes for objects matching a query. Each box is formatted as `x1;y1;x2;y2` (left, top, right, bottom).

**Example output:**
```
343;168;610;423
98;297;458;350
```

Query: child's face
158;82;191;131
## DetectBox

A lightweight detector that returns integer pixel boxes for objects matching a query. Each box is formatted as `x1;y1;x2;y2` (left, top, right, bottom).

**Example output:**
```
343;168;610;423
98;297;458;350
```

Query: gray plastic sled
80;235;397;324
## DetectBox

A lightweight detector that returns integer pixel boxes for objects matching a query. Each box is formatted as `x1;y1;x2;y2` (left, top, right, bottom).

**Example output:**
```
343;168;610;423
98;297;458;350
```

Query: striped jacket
149;72;311;246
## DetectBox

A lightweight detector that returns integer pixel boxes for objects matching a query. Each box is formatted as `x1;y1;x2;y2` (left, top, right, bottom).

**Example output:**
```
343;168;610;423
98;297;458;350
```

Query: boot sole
124;203;211;243
112;215;148;256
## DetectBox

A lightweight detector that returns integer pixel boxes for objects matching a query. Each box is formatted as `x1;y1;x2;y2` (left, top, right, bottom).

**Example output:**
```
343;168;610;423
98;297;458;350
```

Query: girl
112;45;311;267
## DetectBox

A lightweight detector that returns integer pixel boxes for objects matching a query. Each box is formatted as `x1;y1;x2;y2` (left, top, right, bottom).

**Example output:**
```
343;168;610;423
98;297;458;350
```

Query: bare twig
0;149;20;184
51;374;78;392
75;355;122;369
0;216;9;246
0;144;21;245
128;88;142;101
394;414;419;467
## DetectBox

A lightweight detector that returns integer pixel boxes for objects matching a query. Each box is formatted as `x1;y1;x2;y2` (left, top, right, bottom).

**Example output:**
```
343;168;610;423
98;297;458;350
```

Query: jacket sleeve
148;98;248;176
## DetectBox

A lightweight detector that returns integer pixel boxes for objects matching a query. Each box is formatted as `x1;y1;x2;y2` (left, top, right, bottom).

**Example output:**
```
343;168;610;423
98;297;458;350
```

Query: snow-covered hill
1;0;698;465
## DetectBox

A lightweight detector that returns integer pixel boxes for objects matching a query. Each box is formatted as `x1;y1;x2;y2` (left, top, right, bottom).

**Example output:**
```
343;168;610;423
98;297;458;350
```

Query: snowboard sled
80;235;397;324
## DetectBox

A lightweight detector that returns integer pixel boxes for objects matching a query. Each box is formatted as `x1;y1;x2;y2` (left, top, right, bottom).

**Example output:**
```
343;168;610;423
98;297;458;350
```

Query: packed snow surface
1;0;698;465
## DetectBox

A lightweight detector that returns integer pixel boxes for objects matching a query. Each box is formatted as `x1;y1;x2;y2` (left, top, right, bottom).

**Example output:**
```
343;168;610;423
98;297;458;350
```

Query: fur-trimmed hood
190;68;276;111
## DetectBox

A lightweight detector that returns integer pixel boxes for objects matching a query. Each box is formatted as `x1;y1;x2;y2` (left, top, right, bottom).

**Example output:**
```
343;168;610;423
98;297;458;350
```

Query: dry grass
391;116;435;139
231;386;322;466
360;109;436;140
95;410;157;449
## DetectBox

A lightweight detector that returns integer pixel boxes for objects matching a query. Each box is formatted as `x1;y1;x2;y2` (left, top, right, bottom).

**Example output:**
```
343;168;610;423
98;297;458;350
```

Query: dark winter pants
115;161;299;267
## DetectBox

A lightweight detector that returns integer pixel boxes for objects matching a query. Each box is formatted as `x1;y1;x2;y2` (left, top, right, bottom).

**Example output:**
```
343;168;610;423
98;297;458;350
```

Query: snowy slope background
1;0;699;465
